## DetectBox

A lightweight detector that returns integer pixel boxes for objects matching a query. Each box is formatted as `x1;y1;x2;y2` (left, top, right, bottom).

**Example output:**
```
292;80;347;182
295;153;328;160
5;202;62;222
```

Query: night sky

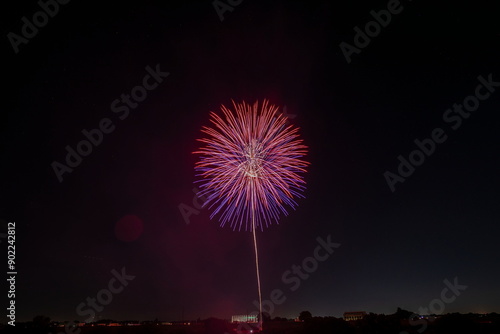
2;0;500;323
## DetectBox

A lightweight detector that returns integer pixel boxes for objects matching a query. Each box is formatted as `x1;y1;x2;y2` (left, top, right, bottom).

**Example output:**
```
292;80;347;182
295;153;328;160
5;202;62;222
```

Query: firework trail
194;100;308;330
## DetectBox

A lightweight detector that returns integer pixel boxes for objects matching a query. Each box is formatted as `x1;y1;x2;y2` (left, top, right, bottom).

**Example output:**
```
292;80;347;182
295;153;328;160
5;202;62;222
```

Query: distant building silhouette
343;311;367;321
231;315;258;323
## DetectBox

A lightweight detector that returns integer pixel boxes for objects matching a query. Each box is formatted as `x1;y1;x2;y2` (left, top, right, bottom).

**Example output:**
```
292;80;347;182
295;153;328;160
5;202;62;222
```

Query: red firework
194;100;309;231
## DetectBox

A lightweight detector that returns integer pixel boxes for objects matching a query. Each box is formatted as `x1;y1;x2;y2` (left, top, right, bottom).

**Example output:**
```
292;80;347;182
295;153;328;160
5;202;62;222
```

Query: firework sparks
194;100;309;231
194;100;308;331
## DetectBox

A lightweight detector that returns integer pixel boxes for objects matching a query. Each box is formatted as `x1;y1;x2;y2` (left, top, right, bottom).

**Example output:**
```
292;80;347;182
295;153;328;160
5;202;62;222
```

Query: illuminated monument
231;314;258;323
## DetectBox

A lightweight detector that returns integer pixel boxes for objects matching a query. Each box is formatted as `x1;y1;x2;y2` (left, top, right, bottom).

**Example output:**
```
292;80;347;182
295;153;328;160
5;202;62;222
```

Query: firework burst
194;100;309;231
194;100;308;331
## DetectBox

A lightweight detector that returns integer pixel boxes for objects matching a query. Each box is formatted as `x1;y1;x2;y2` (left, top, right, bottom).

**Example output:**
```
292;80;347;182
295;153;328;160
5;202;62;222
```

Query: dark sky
1;0;499;323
